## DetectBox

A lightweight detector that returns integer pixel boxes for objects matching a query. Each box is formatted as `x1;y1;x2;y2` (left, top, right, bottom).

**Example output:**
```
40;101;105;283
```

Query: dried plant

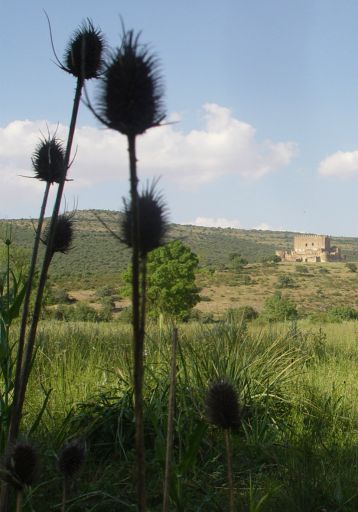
58;440;85;512
2;19;104;512
89;27;166;511
1;442;38;512
206;380;241;512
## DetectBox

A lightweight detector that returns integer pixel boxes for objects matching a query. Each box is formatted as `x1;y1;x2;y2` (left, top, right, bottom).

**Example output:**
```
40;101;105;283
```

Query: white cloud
254;223;272;231
0;105;298;215
138;103;298;185
319;150;358;177
187;217;242;229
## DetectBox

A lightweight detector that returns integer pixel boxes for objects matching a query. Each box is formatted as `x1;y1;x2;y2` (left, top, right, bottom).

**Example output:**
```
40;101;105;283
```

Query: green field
6;319;358;511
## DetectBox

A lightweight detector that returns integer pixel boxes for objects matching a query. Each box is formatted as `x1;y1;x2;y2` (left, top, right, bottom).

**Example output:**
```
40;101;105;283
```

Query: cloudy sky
2;0;358;236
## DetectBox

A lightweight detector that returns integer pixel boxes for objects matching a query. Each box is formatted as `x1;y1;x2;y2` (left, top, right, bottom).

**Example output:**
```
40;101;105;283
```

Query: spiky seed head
32;136;66;184
58;440;85;478
3;442;38;490
43;214;74;255
121;182;168;257
98;29;165;136
64;19;105;80
205;380;241;430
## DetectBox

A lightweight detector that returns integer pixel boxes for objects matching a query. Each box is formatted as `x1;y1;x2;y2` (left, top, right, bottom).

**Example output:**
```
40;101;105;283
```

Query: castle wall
294;235;330;253
277;234;343;263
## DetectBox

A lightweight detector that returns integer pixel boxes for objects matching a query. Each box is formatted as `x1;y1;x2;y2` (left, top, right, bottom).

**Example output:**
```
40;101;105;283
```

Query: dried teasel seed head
32;135;66;184
98;29;165;136
121;182;168;257
58;440;85;478
64;19;105;80
43;213;74;255
205;380;241;430
3;442;38;490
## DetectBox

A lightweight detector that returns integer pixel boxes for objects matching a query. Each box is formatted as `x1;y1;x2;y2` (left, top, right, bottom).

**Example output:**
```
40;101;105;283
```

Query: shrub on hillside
262;292;298;322
346;262;357;273
295;265;309;274
46;286;71;305
328;305;358;321
262;254;281;264
276;274;296;289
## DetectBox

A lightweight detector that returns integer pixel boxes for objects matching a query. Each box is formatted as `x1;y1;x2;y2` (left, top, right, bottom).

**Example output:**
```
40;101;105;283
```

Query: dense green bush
295;264;309;274
48;301;111;322
262;292;298;322
276;274;296;289
328;305;358;321
346;262;357;273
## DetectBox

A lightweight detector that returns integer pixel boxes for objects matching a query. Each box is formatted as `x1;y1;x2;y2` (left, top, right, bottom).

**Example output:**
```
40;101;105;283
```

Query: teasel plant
1;441;38;512
1;19;105;512
120;181;168;509
86;27;166;511
206;379;241;512
57;439;85;512
10;133;65;446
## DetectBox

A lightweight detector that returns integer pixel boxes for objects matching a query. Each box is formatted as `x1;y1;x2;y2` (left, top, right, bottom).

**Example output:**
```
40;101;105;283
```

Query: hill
2;210;358;280
2;210;358;317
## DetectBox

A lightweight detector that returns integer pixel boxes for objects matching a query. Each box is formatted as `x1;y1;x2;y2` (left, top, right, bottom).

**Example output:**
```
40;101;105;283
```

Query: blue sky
2;0;358;236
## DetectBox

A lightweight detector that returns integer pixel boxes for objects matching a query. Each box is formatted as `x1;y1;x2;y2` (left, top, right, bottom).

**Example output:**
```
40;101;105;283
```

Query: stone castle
276;234;343;263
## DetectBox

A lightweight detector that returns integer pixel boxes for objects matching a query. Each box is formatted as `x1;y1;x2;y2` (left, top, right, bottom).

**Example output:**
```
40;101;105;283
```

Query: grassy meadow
9;318;358;511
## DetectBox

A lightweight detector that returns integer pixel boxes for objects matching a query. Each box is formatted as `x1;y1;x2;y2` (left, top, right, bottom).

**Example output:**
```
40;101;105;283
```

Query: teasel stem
10;181;51;439
15;490;23;512
61;477;69;512
139;256;147;343
224;429;235;512
128;133;147;511
9;77;83;445
162;327;178;512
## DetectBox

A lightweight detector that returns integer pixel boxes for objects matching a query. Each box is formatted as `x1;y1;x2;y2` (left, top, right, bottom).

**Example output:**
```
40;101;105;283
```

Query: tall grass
5;318;358;510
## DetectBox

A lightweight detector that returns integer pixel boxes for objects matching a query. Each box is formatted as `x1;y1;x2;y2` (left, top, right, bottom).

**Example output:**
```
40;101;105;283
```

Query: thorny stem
62;477;69;512
10;181;51;444
128;133;147;512
162;327;178;512
15;490;23;512
9;77;83;443
224;429;235;512
139;256;147;343
0;83;83;512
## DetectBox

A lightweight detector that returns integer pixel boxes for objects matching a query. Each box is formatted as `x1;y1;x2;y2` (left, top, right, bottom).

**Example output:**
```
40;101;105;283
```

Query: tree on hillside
146;240;200;321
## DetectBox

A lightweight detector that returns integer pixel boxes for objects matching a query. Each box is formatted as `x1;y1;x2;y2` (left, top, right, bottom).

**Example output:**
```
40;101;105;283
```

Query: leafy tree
262;292;297;322
146;240;200;320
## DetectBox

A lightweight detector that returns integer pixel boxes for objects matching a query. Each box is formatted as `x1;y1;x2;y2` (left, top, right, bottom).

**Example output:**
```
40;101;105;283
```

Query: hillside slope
1;209;358;284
